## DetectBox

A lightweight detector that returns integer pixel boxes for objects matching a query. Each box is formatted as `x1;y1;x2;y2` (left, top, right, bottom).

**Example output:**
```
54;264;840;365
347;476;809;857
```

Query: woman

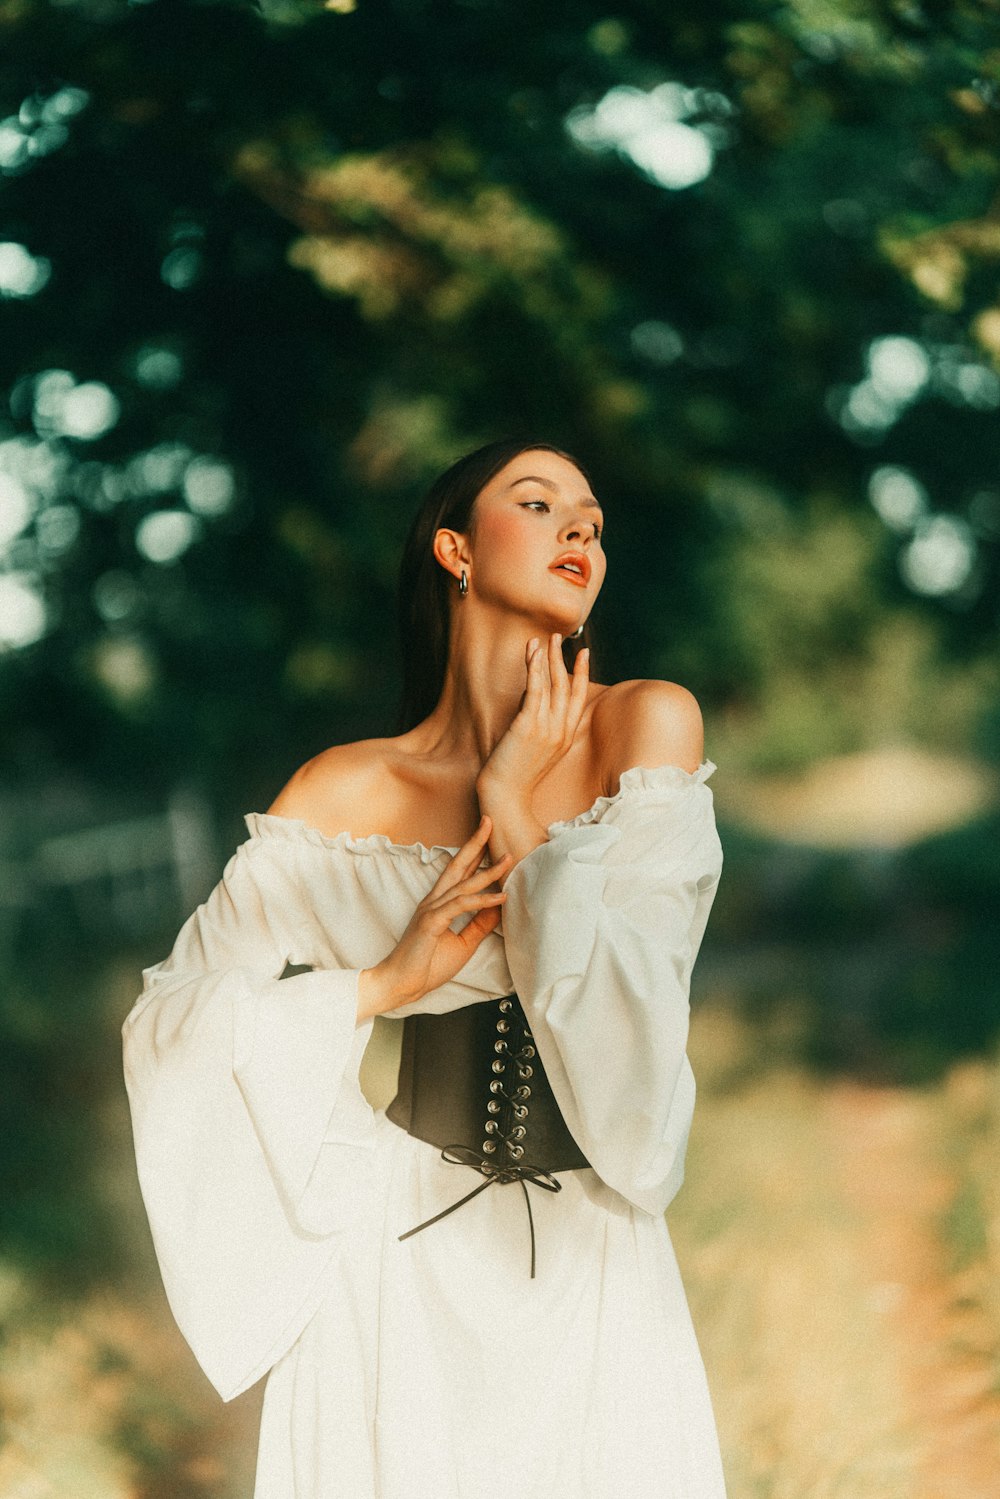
123;439;727;1498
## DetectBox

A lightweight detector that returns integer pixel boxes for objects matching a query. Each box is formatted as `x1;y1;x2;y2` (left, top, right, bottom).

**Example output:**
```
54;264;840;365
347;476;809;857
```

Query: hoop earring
458;569;468;597
568;623;584;639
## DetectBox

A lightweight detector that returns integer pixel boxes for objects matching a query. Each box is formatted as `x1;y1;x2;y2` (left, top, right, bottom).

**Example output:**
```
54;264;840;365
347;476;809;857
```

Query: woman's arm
478;644;705;873
497;683;721;1217
476;633;590;870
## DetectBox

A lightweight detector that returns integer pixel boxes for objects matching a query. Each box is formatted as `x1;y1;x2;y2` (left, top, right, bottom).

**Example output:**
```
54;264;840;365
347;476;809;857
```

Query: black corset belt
385;994;590;1277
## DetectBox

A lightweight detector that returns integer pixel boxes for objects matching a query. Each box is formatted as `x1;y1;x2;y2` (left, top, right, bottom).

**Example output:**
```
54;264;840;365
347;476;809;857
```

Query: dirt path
826;1081;1000;1499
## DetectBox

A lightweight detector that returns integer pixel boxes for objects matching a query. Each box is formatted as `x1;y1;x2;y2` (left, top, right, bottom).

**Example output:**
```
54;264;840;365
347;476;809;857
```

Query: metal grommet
509;1144;524;1160
499;999;513;1013
512;1125;526;1140
521;1045;536;1059
496;1018;510;1033
518;1065;533;1079
492;1060;505;1075
489;1079;503;1094
516;1085;531;1099
485;1120;498;1134
513;1104;528;1120
494;1039;508;1055
483;1140;496;1154
487;1100;501;1115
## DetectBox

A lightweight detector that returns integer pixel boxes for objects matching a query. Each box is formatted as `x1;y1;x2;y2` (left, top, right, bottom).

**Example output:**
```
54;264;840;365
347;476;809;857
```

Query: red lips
549;551;591;586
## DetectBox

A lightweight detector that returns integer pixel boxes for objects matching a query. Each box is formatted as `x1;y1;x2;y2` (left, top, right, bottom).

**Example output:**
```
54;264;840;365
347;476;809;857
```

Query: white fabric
122;761;727;1497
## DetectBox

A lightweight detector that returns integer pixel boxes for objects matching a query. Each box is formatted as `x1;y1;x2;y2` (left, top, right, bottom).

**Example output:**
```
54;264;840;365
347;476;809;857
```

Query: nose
560;513;599;544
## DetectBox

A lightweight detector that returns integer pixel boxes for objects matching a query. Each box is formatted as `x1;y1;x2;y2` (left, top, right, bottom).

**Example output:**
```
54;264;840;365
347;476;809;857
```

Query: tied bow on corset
389;996;589;1278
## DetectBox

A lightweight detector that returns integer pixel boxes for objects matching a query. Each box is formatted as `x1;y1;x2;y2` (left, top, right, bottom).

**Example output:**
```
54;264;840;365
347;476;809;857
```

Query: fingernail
582;648;590;659
553;632;562;645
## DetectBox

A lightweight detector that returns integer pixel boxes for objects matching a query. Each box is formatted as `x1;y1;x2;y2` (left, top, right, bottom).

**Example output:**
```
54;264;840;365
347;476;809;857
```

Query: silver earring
458;569;468;597
569;623;584;639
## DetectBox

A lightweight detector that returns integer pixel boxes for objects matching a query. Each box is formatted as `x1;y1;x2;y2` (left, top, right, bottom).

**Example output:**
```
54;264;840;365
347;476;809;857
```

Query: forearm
476;778;549;878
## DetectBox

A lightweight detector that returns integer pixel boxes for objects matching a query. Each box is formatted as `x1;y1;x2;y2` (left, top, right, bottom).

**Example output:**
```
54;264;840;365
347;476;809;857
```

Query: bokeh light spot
566;83;720;191
125;442;195;496
0;242;52;298
135;509;200;564
899;514;975;596
631;319;684;364
947;362;1000;410
41;87;90;122
867;336;930;403
0;473;34;546
587;18;630;55
868;466;928;533
36;504;81;555
58;382;121;440
90;636;155;705
161;247;204;290
133;344;184;390
840;379;898;434
0;573;46;648
26;123;69;158
93;569;142;623
0;118;30;172
32;371;121;441
182;457;236;516
627;121;713;190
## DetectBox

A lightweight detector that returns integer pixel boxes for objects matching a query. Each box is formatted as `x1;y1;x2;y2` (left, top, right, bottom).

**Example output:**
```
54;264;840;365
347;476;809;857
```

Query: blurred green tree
0;0;997;808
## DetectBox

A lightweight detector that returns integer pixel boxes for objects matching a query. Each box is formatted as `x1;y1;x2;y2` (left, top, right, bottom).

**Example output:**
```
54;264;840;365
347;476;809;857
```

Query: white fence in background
0;786;217;953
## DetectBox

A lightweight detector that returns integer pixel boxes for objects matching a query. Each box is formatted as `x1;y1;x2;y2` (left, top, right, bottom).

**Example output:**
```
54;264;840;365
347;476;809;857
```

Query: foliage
0;0;998;805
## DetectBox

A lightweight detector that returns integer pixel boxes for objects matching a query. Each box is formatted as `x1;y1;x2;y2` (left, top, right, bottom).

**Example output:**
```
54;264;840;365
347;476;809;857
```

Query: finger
566;646;590;735
548;632;570;722
432;890;507;927
455;902;504;947
430;853;512;906
433;816;493;895
469;851;513;887
522;636;547;714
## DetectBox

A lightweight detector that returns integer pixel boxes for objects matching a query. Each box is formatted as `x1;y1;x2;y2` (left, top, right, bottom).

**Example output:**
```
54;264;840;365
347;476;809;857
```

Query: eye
519;498;603;539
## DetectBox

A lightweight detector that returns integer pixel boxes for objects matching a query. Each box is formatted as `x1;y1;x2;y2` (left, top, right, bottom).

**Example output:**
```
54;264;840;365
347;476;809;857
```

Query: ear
432;527;472;582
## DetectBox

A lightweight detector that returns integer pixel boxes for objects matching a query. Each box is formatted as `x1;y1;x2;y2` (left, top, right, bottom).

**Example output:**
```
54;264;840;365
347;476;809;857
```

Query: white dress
122;761;728;1499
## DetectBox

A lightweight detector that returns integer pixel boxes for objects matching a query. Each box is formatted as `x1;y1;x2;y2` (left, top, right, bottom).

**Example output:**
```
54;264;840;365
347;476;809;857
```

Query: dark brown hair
396;438;597;732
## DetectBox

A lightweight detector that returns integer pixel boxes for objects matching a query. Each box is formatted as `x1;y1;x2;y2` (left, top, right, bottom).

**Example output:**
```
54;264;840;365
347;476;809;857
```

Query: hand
357;816;512;1020
477;633;590;809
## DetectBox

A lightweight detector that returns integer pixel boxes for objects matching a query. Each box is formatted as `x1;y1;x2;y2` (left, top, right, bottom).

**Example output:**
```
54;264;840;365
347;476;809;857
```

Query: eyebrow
507;475;604;510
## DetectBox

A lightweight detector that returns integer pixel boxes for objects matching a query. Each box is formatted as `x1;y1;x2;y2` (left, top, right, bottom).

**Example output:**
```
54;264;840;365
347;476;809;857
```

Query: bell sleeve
122;836;376;1403
500;762;723;1217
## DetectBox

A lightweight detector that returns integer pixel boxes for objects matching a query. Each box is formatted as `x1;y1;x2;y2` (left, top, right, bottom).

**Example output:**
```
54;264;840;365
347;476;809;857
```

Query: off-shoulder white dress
123;762;727;1498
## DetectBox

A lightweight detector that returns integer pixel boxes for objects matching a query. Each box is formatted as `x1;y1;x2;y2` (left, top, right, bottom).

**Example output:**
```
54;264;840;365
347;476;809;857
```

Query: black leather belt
386;994;590;1276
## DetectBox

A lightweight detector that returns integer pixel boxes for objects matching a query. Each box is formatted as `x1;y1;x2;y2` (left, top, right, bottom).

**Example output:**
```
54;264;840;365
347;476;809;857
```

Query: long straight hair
396;439;597;732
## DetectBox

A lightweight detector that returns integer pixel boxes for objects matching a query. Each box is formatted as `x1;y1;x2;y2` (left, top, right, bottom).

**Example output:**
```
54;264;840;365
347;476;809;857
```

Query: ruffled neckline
244;759;715;864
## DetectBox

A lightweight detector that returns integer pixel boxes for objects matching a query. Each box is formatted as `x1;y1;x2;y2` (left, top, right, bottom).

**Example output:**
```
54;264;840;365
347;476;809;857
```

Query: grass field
1;996;998;1498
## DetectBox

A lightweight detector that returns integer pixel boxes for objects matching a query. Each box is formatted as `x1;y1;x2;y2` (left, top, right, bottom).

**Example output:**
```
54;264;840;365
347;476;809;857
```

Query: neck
410;607;558;767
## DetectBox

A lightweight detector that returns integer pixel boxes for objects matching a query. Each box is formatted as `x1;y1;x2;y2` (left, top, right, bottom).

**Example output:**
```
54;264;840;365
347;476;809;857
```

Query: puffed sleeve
500;762;722;1217
122;836;376;1402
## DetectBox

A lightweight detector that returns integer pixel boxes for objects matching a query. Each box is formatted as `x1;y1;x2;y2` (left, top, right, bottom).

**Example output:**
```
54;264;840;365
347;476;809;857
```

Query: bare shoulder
591;678;704;788
266;737;398;836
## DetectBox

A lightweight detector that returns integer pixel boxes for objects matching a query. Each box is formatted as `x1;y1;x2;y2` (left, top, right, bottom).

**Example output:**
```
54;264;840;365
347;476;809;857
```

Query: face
448;449;607;632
